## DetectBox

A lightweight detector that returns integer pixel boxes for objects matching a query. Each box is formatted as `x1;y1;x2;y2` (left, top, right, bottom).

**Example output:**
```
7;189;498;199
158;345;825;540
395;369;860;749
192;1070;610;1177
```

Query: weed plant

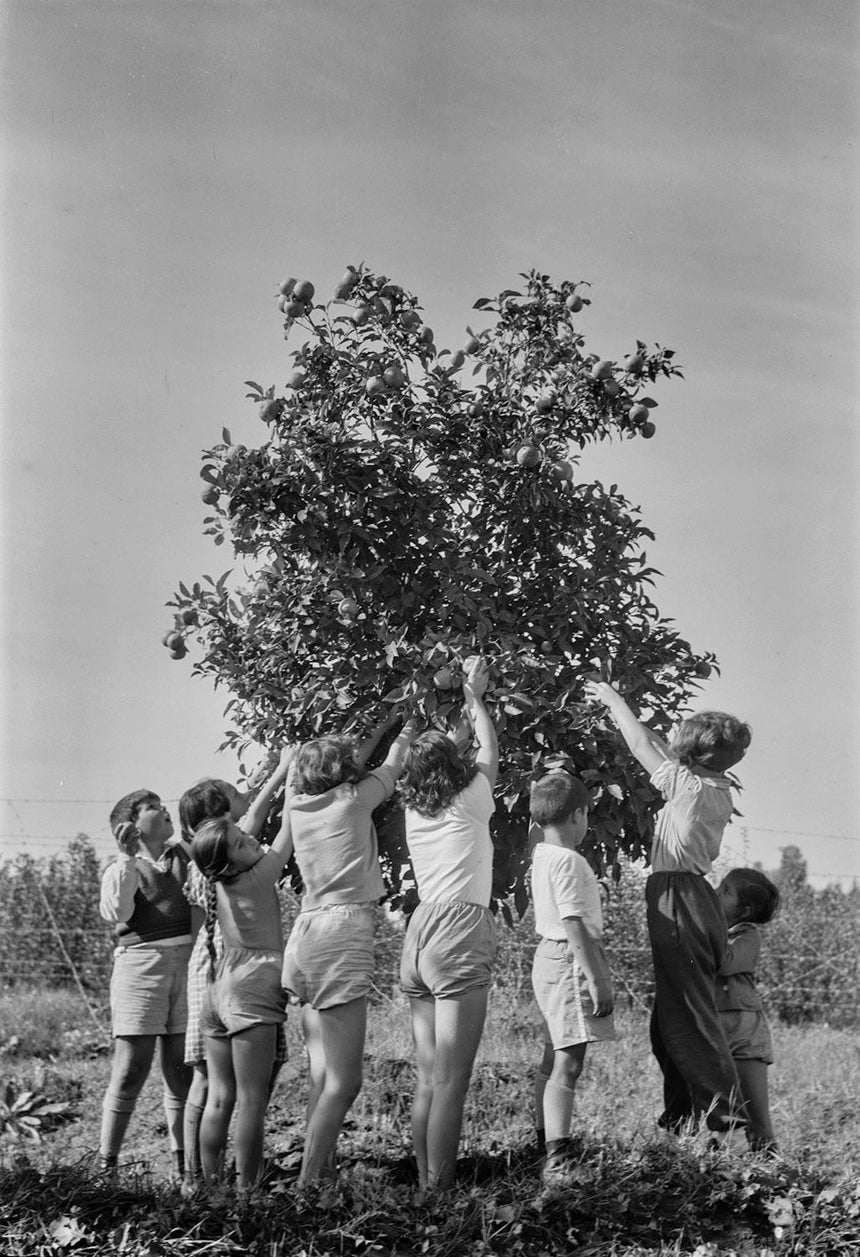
1;987;858;1256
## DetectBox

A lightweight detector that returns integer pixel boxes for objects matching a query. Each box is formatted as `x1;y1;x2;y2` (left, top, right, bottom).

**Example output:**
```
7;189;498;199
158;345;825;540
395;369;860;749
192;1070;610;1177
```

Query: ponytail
204;880;219;981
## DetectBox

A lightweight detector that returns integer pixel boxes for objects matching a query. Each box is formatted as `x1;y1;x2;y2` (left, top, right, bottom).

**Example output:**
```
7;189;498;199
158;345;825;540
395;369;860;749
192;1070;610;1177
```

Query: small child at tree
178;756;292;1195
99;790;197;1177
529;771;615;1188
716;867;780;1150
586;681;751;1138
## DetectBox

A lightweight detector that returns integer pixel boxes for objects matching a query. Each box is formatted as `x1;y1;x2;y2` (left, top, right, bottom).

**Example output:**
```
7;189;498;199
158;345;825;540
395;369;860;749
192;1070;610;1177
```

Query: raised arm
381;716;420;778
463;657;499;789
269;752;297;861
352;709;402;771
585;681;668;777
243;744;294;837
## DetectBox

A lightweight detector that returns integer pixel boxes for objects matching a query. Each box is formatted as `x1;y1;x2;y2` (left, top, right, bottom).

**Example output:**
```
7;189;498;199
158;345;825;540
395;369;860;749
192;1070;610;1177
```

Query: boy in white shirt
530;772;615;1188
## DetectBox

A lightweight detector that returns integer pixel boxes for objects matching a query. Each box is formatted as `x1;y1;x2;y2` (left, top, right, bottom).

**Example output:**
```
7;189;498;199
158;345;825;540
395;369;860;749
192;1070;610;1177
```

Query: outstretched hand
463;656;490;702
584;680;620;709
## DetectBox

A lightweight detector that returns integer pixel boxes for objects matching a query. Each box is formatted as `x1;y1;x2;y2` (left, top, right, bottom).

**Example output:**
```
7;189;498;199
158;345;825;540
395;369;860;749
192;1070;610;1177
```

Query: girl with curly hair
398;657;499;1193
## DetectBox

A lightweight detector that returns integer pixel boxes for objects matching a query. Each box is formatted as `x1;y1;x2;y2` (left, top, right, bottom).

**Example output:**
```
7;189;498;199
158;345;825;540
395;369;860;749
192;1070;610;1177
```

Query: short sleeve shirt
289;766;394;909
649;758;734;874
216;846;286;952
531;844;604;942
405;772;495;906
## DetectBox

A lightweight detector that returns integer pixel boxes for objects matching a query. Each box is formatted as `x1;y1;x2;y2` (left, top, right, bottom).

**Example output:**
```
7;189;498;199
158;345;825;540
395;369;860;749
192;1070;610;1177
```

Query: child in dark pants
586;682;751;1137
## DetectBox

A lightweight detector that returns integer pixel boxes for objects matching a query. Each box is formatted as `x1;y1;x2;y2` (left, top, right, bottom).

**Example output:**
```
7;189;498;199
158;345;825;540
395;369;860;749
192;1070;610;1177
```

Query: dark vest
115;846;192;945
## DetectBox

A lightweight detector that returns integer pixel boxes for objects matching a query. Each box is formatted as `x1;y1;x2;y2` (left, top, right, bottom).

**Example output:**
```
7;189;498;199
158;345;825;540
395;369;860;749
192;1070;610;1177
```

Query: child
529;771;615;1187
282;712;418;1185
397;657;498;1193
586;681;751;1136
99;790;196;1176
190;748;294;1192
178;759;292;1193
716;867;780;1150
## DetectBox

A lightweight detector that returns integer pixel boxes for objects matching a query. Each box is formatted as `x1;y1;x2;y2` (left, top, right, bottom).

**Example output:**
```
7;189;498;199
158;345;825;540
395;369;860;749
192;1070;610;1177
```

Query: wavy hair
398;730;479;818
672;712;751;773
292;736;362;796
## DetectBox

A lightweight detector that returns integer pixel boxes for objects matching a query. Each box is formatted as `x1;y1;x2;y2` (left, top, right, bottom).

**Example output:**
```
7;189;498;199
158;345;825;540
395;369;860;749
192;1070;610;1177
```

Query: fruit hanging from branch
168;266;711;916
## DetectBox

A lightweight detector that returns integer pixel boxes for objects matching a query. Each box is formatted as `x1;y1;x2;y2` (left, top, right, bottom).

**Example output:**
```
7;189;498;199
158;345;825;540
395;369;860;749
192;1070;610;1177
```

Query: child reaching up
178;757;292;1194
586;681;751;1137
716;868;780;1150
282;712;418;1186
529;771;615;1188
190;747;295;1192
397;657;498;1193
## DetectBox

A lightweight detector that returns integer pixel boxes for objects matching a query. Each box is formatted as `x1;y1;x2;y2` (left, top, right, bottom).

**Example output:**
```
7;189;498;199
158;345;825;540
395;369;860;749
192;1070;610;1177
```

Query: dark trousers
646;871;743;1132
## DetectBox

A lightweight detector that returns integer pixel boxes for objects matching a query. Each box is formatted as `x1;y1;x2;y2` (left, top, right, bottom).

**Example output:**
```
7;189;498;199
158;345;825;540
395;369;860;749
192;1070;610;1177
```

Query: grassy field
1;984;858;1256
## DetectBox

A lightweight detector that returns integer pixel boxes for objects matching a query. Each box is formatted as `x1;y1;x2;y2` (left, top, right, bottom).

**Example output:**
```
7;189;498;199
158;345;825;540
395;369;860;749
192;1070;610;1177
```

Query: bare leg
425;986;490;1191
99;1035;156;1163
199;1035;236;1184
409;996;436;1189
301;1004;326;1127
299;998;367;1185
231;1024;277;1189
735;1059;776;1149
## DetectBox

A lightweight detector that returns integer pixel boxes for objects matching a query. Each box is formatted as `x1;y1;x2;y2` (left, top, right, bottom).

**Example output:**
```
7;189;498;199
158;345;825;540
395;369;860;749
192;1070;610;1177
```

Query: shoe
541;1139;583;1191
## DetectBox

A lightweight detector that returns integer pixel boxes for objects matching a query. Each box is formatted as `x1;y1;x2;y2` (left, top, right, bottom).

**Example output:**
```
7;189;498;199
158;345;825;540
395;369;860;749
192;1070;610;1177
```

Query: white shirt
405;772;495;906
531;843;604;942
649;758;734;874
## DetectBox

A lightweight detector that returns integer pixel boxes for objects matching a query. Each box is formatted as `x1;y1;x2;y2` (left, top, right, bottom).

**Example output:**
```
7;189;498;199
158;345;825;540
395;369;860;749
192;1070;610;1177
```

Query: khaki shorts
399;900;497;999
282;904;375;1010
110;943;192;1038
201;947;286;1038
531;937;617;1049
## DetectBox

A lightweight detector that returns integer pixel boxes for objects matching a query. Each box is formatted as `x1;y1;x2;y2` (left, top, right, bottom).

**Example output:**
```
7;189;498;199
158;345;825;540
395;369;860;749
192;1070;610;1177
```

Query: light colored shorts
720;1009;774;1063
282;904;375;1010
531;937;617;1049
399;899;497;999
201;947;286;1038
110;943;192;1038
184;934;288;1065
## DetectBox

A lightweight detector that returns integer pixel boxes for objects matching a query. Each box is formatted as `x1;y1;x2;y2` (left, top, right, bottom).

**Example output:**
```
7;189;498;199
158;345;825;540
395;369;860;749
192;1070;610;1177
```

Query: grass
1;984;858;1256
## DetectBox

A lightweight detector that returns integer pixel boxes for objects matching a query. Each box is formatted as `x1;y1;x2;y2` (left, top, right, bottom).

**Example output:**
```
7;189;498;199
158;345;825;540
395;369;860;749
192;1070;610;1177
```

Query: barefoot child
178;757;292;1193
716;867;780;1150
398;657;498;1192
282;712;418;1185
586;682;751;1136
99;791;196;1176
190;750;295;1191
529;771;615;1187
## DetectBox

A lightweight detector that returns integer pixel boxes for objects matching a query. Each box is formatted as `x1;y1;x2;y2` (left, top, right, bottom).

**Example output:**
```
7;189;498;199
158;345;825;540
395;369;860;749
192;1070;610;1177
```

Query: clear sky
1;0;857;885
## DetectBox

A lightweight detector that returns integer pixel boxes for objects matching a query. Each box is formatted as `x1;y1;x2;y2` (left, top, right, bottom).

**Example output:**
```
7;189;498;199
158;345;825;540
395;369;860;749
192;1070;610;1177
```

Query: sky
1;0;857;887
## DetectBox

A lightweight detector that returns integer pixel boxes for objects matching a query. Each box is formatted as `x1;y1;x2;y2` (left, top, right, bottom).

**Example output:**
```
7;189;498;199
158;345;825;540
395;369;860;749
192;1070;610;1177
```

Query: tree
167;266;713;915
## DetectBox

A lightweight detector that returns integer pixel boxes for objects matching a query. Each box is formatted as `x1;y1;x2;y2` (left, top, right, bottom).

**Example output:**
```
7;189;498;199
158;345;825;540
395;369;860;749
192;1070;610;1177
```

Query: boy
530;772;615;1188
98;789;197;1176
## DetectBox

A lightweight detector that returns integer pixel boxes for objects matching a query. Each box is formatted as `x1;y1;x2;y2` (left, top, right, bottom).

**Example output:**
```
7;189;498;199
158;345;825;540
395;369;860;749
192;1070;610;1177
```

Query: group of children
98;660;779;1196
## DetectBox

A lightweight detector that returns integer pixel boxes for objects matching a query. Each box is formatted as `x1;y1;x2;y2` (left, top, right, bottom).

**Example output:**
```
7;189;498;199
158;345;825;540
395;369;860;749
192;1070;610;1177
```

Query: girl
179;760;291;1193
398;657;498;1192
586;681;751;1137
716;867;780;1150
190;747;294;1191
282;712;418;1185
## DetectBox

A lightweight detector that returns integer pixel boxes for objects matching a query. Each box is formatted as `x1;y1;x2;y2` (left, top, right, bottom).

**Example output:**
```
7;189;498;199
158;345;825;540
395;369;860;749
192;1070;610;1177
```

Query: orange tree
167;266;712;917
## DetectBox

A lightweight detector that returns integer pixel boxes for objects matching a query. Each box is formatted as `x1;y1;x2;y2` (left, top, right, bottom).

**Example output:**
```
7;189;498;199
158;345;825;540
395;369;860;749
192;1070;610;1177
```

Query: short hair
179;779;233;841
530;772;589;827
292;736;362;796
723;867;780;925
672;712;751;773
398;731;479;818
109;789;160;832
190;815;237;884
